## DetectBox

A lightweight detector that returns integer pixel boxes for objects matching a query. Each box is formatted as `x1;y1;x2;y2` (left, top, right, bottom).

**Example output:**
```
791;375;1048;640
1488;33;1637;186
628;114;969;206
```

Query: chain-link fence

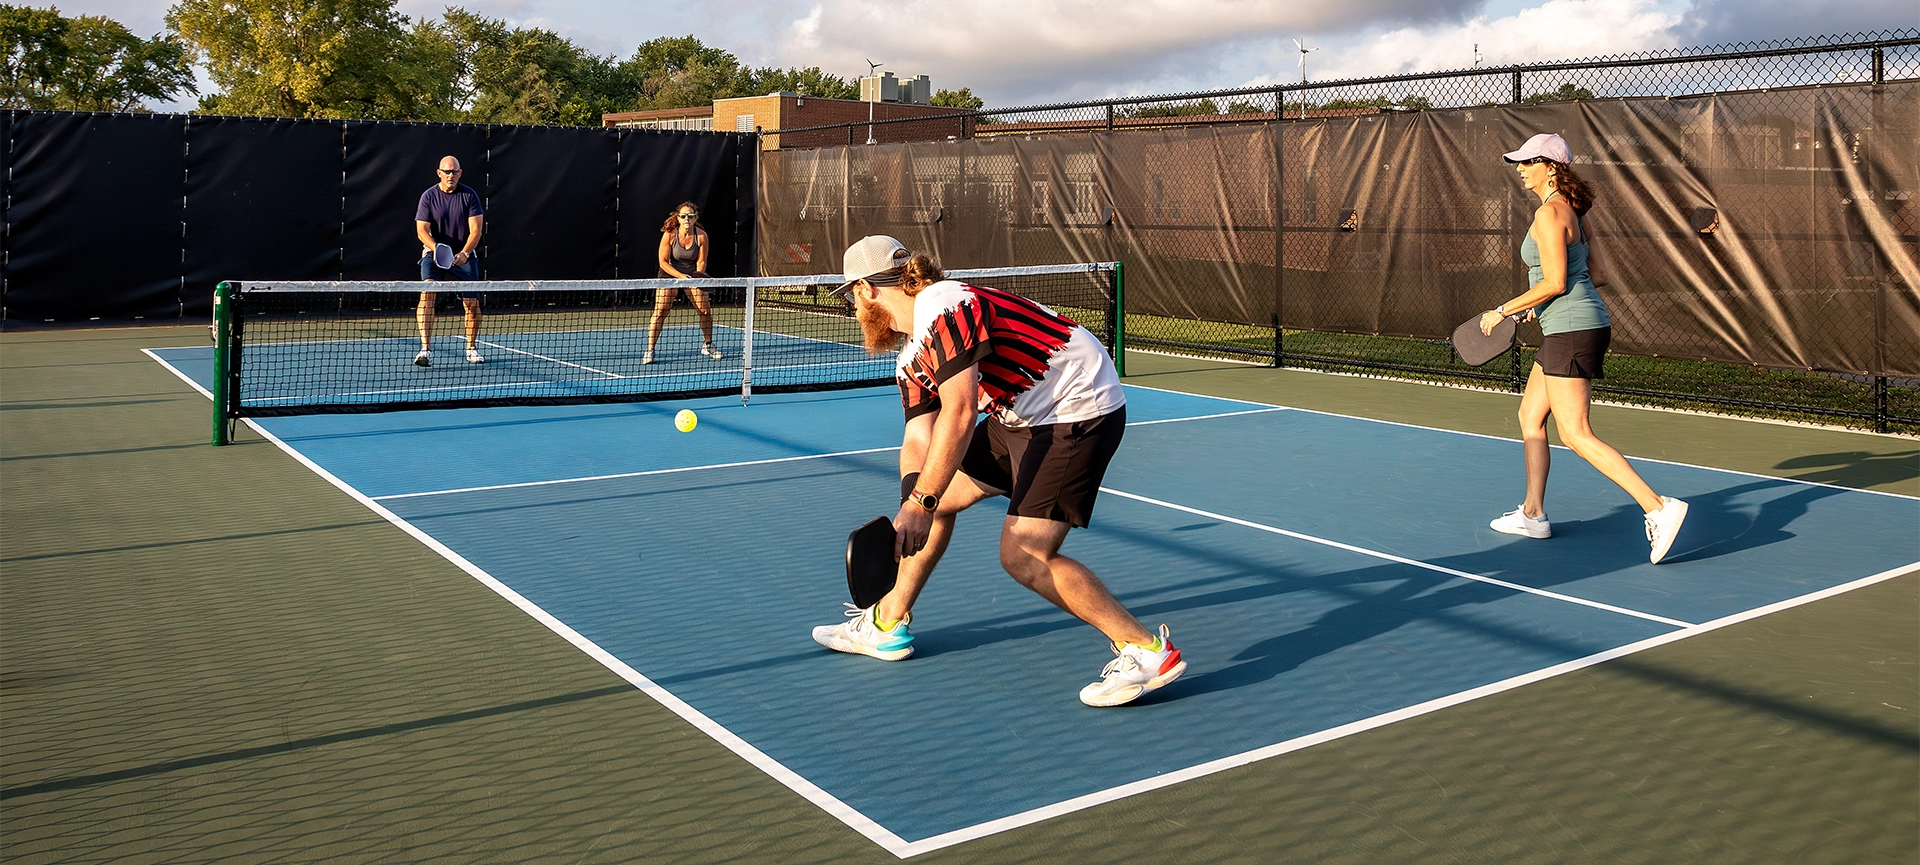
759;32;1920;433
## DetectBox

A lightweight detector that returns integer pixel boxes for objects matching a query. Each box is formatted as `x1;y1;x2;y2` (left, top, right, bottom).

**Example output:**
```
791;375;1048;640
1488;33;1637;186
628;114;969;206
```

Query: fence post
1105;103;1114;132
1511;71;1523;103
1272;93;1286;368
1509;341;1525;393
1874;376;1888;434
1872;46;1885;87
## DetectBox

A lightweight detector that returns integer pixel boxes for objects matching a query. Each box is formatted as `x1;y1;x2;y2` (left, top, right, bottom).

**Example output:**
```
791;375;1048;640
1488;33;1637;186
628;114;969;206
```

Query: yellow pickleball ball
674;409;698;433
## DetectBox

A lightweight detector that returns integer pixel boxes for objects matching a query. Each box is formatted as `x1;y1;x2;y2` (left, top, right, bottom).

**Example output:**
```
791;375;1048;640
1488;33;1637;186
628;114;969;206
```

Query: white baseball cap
830;236;911;298
1503;133;1573;164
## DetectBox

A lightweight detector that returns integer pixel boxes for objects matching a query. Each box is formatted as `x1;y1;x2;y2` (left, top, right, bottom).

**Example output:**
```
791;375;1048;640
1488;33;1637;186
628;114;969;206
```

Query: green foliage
1119;98;1221;118
1317;95;1432;110
2;5;195;110
168;0;440;118
1524;83;1594;103
931;87;982;110
755;67;857;100
422;9;631;124
162;1;878;124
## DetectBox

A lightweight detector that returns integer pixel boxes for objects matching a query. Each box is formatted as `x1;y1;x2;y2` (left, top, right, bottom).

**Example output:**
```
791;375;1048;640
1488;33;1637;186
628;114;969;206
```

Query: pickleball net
209;263;1122;438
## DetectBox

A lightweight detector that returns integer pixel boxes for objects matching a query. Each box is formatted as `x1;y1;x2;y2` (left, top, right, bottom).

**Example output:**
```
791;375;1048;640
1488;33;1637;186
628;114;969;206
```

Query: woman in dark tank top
646;201;721;363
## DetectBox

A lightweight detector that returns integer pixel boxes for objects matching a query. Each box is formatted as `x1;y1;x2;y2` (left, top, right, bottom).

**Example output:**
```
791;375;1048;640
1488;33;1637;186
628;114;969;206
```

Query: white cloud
1311;0;1688;82
768;0;1478;99
39;0;1919;113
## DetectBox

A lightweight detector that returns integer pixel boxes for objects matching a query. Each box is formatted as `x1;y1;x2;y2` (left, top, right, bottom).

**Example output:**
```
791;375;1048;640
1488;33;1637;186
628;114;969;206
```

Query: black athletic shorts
1537;326;1610;379
959;405;1127;528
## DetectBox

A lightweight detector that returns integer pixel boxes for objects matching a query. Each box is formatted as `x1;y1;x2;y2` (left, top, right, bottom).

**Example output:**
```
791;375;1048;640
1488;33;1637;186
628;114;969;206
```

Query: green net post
211;281;234;446
1112;261;1126;377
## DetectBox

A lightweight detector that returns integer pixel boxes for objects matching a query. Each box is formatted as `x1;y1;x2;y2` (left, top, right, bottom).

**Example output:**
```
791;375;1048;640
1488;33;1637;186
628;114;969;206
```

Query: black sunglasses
677;213;697;219
438;168;461;174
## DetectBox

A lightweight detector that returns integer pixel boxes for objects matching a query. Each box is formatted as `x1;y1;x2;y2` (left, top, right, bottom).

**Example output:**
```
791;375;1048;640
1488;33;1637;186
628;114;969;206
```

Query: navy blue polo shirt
416;184;484;249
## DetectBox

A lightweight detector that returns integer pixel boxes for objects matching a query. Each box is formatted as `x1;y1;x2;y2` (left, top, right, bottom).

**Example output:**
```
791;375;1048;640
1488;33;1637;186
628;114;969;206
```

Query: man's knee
998;540;1046;586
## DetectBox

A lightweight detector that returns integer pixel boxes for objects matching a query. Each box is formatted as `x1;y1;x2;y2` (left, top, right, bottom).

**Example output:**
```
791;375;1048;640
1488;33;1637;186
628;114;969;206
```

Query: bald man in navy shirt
415;155;485;366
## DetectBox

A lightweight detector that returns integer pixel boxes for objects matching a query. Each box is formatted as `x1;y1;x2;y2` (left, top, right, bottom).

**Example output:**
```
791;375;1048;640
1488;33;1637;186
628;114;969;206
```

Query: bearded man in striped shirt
810;236;1185;707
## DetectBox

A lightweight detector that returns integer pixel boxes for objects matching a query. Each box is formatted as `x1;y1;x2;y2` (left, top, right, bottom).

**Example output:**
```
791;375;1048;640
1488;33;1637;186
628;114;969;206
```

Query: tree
164;4;964;124
749;66;857;100
429;9;631;125
931;87;982;110
1525;83;1593;103
1120;98;1220;118
1318;95;1432;111
2;5;195;110
167;0;439;119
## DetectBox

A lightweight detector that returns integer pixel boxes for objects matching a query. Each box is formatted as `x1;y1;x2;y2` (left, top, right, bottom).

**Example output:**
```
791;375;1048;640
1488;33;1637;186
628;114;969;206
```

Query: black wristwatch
907;490;939;512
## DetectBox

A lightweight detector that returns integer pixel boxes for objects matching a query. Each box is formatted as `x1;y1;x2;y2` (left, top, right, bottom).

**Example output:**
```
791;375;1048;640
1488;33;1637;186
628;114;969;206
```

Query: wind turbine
1294;38;1318;118
864;59;884;144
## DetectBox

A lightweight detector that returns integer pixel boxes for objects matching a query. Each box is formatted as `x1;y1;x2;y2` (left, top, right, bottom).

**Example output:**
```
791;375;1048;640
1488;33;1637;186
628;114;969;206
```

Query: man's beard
856;300;904;355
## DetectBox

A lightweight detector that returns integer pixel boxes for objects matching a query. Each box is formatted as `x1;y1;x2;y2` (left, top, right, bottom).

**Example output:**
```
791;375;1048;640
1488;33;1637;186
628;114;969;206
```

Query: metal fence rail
760;31;1920;433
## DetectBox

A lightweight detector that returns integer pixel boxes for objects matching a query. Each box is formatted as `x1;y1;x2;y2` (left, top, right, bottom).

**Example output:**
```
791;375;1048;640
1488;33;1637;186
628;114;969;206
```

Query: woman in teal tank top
1480;133;1689;564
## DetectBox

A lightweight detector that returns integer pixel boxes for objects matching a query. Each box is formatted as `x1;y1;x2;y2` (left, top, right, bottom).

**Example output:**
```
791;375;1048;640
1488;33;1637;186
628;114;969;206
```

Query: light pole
865;58;884;145
1294;38;1317;119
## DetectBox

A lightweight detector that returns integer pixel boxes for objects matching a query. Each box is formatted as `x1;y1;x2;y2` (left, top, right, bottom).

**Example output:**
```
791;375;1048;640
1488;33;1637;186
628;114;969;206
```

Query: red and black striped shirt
896;282;1082;421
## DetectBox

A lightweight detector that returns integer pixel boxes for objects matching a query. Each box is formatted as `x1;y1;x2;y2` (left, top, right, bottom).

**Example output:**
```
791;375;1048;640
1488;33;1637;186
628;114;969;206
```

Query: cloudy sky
63;0;1917;112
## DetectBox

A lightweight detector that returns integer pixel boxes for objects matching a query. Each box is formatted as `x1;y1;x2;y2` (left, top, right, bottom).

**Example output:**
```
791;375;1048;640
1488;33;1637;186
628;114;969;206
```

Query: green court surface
3;326;1915;864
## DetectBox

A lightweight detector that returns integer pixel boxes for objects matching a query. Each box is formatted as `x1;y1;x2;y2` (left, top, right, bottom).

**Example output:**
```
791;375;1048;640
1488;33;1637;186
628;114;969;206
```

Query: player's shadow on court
1473;478;1845;569
918;525;1637;697
1776;449;1919;490
1165;564;1525;700
1657;479;1842;564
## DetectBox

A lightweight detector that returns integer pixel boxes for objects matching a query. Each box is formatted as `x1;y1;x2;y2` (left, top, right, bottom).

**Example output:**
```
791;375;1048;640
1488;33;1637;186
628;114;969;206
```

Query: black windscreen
185;116;344;315
5;113;185;322
484;125;616;279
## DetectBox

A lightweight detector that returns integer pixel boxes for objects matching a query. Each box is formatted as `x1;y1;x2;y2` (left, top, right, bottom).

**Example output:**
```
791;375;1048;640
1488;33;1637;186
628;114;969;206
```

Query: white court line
887;561;1917;858
370;406;1286;500
371;446;901;500
1100;487;1696;629
230;417;916;856
477;340;624;378
141;349;1919;858
1120;382;1920;502
1127;407;1286;426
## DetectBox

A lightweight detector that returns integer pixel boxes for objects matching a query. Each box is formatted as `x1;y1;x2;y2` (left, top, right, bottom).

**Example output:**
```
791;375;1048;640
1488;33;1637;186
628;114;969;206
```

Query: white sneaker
812;604;914;661
701;343;724;360
413;349;431;367
642;351;655;365
466;347;484;364
1646;496;1689;564
1490;506;1551;538
1079;624;1186;707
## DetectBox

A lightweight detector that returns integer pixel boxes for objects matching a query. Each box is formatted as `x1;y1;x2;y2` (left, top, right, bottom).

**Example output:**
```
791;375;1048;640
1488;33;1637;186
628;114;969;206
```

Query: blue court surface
146;345;1919;857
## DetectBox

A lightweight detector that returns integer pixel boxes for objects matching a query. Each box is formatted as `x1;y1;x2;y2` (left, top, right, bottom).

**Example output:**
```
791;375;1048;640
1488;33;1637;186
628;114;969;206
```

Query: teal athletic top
1522;196;1610;335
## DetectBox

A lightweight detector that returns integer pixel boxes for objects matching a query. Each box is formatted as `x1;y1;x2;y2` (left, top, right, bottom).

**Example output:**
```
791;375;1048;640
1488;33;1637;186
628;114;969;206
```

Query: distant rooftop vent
860;72;933;104
860;72;898;103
